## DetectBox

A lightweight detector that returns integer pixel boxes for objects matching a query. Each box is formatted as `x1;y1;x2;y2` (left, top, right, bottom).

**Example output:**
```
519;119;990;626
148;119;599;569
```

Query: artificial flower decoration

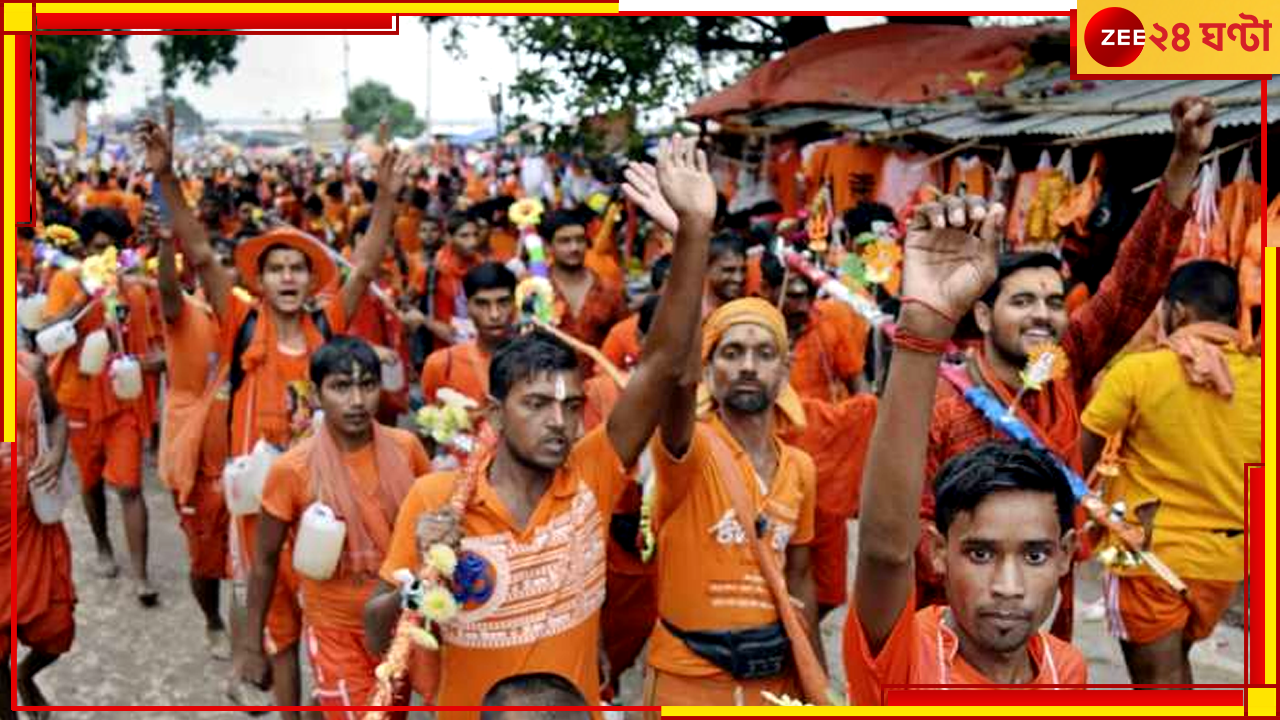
509;198;545;229
428;543;458;576
420;586;460;622
515;276;558;326
586;192;610;215
80;247;120;295
44;224;81;249
1019;342;1070;392
861;240;903;286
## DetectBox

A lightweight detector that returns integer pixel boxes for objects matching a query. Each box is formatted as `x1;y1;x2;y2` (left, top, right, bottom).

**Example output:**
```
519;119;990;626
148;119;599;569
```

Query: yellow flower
862;240;902;286
45;224;81;249
421;586;459;622
1020;342;1069;391
428;544;458;576
509;198;545;229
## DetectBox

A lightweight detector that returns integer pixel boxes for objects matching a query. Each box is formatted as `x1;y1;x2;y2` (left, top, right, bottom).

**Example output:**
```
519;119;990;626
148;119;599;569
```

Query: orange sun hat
235;227;339;295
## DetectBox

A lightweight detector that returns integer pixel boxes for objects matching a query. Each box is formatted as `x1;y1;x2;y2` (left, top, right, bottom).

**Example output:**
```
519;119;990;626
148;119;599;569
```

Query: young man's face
706;323;787;415
467;288;516;348
317;364;381;440
707;252;746;304
492;370;585;472
259;247;313;315
419;221;443;250
976;267;1068;367
450;221;482;259
550;224;589;270
929;490;1075;655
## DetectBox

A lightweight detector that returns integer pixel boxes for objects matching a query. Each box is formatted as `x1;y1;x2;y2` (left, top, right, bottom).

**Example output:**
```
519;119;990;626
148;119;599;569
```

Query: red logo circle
1085;7;1146;67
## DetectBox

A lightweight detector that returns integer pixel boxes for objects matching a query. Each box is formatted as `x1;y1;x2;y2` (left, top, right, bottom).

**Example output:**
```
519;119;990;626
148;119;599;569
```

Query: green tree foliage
37;34;242;111
341;80;425;138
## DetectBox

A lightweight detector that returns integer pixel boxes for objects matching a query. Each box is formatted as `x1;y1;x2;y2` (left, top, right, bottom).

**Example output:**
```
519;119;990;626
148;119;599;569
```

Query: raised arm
855;196;1003;654
136;112;233;320
342;132;410;321
606;136;715;467
154;215;184;324
1063;96;1214;389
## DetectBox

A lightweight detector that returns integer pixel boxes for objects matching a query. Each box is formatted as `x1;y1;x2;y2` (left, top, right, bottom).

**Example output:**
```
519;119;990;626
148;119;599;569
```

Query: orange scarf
974;349;1082;473
309;423;416;577
235;305;328;453
1161;321;1245;398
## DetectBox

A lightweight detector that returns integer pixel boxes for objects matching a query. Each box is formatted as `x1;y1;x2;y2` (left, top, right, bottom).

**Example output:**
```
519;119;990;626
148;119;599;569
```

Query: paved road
25;457;1243;718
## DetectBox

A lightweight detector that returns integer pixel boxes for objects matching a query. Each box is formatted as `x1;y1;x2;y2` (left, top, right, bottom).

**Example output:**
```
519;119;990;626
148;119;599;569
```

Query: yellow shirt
1081;346;1260;581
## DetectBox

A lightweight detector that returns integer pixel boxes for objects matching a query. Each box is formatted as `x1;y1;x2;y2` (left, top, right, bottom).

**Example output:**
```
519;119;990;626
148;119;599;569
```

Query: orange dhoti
305;624;409;719
232;513;302;653
173;472;231;580
601;534;658;693
66;408;144;492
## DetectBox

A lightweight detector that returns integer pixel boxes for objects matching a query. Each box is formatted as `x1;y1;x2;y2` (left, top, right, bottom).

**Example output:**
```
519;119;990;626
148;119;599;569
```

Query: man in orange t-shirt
141;117;407;717
41;212;159;604
420;262;518;408
545;210;629;348
431;213;488;344
155;234;233;660
3;355;76;711
845;190;1085;705
600;258;669;373
645;298;821;706
247;337;432;716
364;135;716;718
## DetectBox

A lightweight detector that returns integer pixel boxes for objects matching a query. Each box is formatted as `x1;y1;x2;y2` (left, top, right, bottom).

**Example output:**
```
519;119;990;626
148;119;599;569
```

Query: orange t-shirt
395;208;424;256
488;227;519;263
648;416;817;678
843;590;1087;705
599;314;642;373
261;426;430;630
789;300;869;403
380;427;630;715
420;342;490;407
433;245;481;327
160;295;230;495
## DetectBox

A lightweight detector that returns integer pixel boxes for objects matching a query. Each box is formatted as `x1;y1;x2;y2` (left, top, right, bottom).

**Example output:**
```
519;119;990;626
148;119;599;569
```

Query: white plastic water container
222;440;279;516
29;410;77;525
292;502;346;580
79;329;111;375
109;356;143;400
17;294;48;330
380;356;405;393
35;320;77;356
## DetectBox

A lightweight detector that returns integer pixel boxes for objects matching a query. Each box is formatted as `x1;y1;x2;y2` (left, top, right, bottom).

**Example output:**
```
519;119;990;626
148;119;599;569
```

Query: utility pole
424;22;433;138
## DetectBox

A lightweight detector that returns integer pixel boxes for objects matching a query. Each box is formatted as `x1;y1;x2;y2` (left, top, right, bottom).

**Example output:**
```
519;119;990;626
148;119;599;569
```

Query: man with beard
642;296;822;706
916;96;1216;641
364;134;716;717
844;192;1086;701
420;262;519;407
546;209;629;349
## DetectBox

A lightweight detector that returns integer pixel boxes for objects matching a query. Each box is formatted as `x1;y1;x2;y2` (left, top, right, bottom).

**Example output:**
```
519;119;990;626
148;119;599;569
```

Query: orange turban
699;298;806;431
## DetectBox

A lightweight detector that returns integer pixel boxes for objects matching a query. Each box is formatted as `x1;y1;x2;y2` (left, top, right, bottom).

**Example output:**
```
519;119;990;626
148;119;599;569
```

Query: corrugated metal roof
747;67;1276;140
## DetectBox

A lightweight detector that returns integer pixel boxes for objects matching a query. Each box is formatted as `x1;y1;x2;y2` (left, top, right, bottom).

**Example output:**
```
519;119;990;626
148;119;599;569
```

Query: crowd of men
3;93;1260;719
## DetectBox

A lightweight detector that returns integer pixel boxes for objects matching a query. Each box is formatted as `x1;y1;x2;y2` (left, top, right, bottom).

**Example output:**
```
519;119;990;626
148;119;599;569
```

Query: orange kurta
2;358;77;659
599;314;643;373
432;245;482;329
381;427;630;718
488;227;519;263
420;341;491;407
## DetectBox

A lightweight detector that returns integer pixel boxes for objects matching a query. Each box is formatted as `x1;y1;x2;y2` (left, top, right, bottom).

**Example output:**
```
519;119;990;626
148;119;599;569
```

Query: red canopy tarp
688;23;1062;119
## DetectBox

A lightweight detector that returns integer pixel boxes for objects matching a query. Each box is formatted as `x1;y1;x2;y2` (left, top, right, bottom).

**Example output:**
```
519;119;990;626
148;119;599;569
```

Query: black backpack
227;305;334;420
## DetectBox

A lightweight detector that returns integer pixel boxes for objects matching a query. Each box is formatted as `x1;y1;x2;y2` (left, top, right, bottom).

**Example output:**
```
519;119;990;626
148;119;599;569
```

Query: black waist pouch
662;618;789;680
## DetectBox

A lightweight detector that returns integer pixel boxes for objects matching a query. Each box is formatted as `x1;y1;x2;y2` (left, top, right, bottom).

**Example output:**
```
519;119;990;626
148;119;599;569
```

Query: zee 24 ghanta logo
1084;6;1271;67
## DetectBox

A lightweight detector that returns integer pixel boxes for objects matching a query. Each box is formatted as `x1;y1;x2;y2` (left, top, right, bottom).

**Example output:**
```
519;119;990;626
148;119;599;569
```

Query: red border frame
6;6;1267;715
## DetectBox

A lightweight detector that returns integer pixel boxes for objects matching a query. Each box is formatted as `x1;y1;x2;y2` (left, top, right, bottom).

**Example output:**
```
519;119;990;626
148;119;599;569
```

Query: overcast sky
92;16;885;126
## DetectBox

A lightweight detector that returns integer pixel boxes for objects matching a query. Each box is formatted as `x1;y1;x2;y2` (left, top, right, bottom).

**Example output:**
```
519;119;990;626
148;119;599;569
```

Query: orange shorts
233;514;302;653
1106;573;1239;645
812;509;848;609
173;474;230;580
305;624;407;719
66;409;142;491
1;600;76;659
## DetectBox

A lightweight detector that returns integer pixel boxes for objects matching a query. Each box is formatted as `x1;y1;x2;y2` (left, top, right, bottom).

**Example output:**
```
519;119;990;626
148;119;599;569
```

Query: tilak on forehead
554;374;567;402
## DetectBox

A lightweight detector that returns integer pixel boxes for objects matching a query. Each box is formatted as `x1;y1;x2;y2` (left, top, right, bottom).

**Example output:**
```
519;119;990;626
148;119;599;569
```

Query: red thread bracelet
890;325;951;355
900;296;961;327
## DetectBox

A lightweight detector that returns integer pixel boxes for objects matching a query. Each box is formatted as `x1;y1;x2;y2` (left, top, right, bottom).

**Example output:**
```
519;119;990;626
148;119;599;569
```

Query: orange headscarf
699;297;806;431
